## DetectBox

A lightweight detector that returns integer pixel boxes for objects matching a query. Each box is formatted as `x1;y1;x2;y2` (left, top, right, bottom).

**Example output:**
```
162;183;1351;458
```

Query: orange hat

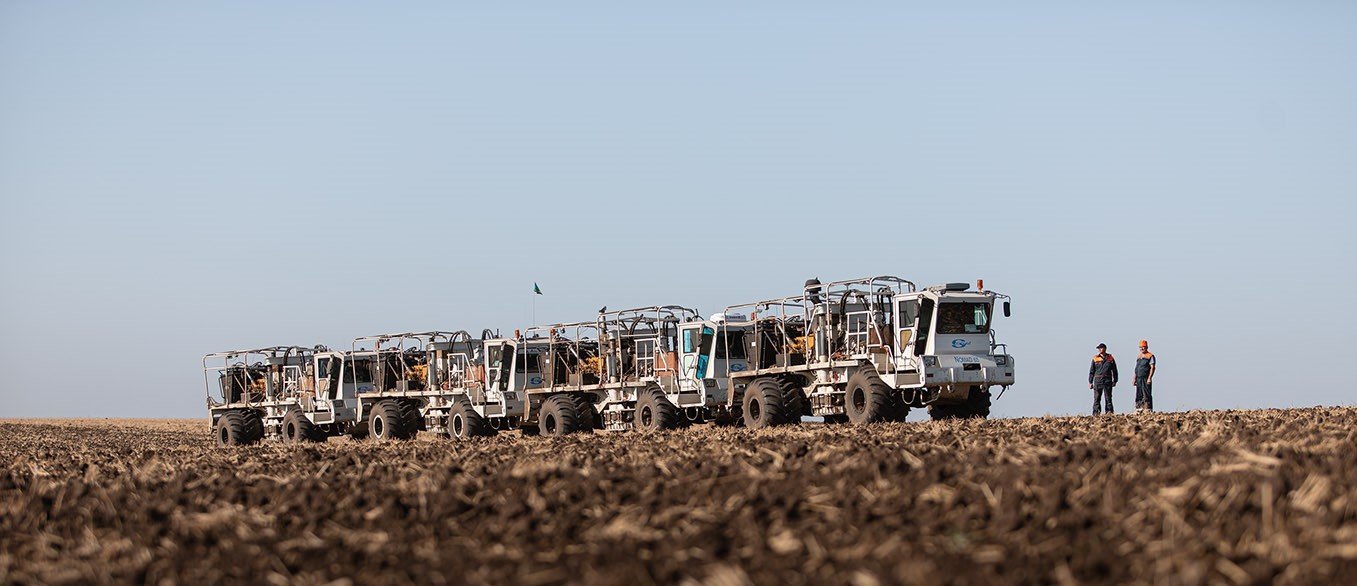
1138;340;1148;347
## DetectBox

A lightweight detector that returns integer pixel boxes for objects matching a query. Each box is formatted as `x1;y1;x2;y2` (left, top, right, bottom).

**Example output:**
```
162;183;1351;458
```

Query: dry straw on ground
2;408;1355;584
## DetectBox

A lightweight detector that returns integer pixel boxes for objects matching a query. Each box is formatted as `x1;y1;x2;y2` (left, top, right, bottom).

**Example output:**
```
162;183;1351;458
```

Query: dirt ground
2;408;1355;585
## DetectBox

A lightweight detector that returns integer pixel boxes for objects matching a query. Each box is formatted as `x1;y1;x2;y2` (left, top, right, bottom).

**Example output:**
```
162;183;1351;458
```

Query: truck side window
899;300;919;327
682;330;698;353
714;331;746;359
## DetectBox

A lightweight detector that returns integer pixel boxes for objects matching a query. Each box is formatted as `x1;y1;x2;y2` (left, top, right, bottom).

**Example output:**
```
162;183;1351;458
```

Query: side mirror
1003;301;1011;317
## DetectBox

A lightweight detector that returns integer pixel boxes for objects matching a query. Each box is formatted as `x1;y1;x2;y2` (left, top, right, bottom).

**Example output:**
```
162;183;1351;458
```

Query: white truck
204;345;370;445
704;276;1014;427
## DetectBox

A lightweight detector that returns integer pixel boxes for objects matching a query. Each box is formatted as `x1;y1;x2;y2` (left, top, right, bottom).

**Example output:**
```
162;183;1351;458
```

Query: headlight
922;356;938;367
994;355;1007;366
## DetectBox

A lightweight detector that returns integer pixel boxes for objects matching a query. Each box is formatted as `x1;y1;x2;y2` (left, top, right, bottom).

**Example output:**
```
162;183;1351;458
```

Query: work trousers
1135;379;1153;411
1092;384;1114;415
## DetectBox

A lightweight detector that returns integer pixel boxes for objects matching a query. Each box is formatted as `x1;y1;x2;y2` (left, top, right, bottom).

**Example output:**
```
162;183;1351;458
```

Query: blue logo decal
529;376;543;385
951;339;970;349
729;363;746;372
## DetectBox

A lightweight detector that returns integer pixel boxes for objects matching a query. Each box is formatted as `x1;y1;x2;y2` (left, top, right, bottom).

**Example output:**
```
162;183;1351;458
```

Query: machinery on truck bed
708;276;1014;427
204;345;369;446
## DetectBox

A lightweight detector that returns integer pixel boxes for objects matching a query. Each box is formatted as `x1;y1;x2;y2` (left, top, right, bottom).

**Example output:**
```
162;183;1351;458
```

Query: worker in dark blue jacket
1089;343;1118;415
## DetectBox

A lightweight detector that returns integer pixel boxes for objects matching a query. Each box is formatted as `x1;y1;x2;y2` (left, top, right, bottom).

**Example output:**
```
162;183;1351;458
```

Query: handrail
203;346;316;408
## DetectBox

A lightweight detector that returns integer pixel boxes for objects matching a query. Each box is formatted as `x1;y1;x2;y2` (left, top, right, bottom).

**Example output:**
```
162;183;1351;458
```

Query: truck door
896;294;922;359
679;323;712;385
315;355;339;400
487;342;515;395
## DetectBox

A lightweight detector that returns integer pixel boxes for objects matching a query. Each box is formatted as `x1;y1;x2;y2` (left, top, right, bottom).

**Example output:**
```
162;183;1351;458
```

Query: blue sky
1;1;1353;418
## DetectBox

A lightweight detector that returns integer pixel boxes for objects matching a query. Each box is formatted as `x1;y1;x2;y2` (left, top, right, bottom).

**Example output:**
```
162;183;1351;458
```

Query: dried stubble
2;408;1356;585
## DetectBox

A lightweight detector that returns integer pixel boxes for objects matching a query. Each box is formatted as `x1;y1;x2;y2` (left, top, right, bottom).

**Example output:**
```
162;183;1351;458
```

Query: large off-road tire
448;398;494;440
369;401;414;441
398;401;425;433
635;387;679;432
928;402;965;421
215;411;260;446
885;389;911;422
347;422;370;440
711;407;741;427
282;410;325;444
573;395;601;431
742;378;787;429
538;395;581;437
845;372;895;425
725;386;746;427
241;409;265;442
965;387;992;419
778;378;807;425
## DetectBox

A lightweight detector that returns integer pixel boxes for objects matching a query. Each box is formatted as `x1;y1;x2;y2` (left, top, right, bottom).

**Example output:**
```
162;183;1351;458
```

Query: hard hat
1139;340;1148;347
1096;343;1107;349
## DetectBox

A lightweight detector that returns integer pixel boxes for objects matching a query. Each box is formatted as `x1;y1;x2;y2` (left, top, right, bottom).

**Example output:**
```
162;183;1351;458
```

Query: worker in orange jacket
1089;343;1118;415
1134;340;1157;411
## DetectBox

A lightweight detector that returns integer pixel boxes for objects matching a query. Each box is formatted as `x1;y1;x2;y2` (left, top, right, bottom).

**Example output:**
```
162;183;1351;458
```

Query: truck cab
892;283;1014;409
309;349;370;424
476;336;532;421
683;315;747;407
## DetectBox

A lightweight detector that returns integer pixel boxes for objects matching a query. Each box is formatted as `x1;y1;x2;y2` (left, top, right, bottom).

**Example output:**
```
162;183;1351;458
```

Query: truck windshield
937;302;991;335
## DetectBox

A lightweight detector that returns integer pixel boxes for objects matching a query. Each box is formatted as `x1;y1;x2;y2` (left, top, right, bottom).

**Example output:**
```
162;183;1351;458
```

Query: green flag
533;282;543;295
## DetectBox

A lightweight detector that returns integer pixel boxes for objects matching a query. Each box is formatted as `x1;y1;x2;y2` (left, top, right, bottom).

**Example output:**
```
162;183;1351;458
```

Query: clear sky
2;1;1353;418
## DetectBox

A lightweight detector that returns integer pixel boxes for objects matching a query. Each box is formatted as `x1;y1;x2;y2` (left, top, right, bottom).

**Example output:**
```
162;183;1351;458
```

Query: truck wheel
573;395;601;431
215;411;258;446
885;391;912;422
635;387;679;431
711;406;741;427
742;378;787;429
283;410;325;443
844;372;893;424
723;387;746;427
538;395;580;437
347;422;369;440
449;399;494;440
778;378;807;424
397;401;424;434
928;403;963;420
965;387;992;419
241;410;265;443
369;401;408;441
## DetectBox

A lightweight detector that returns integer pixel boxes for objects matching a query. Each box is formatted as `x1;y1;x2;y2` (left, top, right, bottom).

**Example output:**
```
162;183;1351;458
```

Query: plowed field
3;408;1356;585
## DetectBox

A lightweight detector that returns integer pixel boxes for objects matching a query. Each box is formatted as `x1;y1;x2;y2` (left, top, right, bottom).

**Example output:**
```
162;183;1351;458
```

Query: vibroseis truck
204;275;1014;443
